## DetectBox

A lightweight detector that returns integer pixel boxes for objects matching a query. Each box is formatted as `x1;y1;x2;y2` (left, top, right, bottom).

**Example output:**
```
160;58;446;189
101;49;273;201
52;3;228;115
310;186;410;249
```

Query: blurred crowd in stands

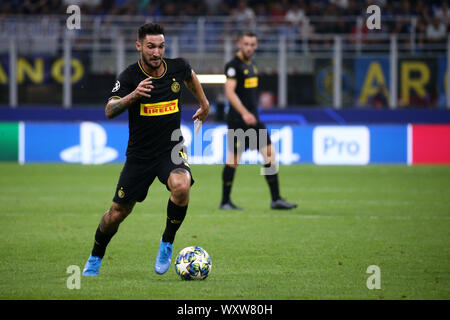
0;0;448;43
0;1;448;108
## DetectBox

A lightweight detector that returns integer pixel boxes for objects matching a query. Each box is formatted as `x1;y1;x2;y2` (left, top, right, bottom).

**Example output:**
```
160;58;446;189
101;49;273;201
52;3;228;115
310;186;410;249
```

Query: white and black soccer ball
174;246;212;280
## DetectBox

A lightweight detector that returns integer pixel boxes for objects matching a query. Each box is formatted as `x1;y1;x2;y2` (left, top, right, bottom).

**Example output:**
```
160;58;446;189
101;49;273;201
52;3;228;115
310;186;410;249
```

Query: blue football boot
82;254;103;276
154;239;173;275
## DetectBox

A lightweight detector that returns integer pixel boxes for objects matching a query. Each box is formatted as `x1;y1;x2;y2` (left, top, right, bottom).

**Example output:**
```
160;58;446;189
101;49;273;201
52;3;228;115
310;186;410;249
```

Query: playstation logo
60;122;118;164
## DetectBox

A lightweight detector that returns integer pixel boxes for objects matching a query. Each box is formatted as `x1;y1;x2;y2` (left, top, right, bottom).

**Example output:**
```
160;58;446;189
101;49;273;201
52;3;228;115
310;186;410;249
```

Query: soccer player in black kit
82;23;209;276
220;31;296;210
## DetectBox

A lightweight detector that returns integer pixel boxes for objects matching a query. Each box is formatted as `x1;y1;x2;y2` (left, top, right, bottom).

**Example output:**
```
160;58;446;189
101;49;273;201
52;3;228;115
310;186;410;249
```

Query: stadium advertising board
24;122;126;164
0;55;86;85
15;122;431;165
412;125;450;164
0;122;19;161
355;56;442;108
355;57;390;107
313;126;371;165
315;59;354;106
437;56;448;108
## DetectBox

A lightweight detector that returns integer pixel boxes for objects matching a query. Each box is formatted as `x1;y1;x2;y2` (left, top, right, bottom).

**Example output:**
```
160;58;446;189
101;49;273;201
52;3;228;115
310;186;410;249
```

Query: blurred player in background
82;23;209;276
220;31;297;210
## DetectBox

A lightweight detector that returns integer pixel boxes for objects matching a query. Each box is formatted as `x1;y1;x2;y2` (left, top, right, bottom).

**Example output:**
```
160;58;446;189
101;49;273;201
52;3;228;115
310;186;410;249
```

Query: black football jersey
108;58;192;161
224;55;259;123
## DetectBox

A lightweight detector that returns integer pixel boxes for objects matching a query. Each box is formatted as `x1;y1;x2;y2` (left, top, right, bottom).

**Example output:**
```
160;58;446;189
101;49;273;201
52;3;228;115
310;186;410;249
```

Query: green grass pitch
0;163;449;300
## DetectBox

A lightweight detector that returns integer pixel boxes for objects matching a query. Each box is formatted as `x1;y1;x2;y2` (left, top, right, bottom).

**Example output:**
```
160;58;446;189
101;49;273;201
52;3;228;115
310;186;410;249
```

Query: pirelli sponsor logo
244;77;258;88
140;99;179;116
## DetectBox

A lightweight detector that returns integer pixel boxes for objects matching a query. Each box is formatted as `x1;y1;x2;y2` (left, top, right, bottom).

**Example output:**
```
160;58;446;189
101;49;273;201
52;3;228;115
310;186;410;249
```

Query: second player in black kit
82;23;210;277
220;31;297;211
224;54;271;153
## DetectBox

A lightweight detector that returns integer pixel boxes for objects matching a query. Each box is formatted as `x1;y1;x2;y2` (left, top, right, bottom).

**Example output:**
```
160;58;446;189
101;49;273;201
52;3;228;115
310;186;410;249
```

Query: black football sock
263;163;281;202
221;165;236;204
162;199;187;244
91;226;117;259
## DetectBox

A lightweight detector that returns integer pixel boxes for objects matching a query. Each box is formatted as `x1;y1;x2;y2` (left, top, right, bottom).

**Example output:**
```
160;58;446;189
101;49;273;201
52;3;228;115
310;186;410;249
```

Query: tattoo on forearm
107;100;126;118
106;93;136;118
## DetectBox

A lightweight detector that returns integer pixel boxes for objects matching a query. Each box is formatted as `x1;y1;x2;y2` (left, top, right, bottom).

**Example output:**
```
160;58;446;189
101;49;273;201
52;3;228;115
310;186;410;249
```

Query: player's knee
172;179;190;197
169;176;190;200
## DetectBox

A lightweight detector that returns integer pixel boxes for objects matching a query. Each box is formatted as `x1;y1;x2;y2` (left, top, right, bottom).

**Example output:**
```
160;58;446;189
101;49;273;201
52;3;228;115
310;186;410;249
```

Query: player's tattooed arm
105;98;129;119
184;70;210;122
105;77;154;119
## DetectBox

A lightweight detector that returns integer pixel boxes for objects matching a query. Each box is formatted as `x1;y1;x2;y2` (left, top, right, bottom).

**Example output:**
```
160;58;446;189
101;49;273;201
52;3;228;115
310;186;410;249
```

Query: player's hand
242;112;257;126
192;104;209;134
133;77;154;99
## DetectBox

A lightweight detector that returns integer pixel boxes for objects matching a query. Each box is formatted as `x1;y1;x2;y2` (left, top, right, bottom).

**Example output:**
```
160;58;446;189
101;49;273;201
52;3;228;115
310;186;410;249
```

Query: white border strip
407;124;412;166
197;74;226;84
18;121;25;165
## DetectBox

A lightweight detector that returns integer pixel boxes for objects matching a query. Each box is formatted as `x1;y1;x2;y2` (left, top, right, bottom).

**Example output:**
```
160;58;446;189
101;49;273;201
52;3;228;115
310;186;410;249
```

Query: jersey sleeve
178;58;192;81
108;68;134;101
225;60;238;80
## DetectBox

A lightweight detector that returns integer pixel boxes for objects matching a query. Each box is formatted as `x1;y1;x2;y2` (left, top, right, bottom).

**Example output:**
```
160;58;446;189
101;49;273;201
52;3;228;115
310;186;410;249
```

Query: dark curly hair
138;23;165;41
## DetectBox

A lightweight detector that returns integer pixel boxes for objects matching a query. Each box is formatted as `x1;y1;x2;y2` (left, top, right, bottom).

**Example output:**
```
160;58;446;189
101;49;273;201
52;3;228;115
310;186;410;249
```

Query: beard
143;56;163;70
241;50;254;61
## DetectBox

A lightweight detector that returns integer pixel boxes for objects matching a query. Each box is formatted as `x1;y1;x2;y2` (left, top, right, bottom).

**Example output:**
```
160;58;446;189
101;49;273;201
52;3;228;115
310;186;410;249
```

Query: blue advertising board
25;122;128;163
369;125;408;164
23;122;408;165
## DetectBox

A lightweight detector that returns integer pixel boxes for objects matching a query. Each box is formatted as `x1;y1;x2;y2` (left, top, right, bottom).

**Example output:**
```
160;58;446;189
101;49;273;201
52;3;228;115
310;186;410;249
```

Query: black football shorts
227;120;272;154
112;149;194;204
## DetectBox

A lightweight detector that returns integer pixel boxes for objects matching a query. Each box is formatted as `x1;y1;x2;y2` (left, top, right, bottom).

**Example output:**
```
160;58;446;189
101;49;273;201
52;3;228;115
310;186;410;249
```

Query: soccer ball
174;246;212;280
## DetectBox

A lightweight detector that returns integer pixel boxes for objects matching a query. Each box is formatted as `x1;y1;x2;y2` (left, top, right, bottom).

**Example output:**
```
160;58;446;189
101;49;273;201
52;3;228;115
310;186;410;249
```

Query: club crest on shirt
171;81;180;93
